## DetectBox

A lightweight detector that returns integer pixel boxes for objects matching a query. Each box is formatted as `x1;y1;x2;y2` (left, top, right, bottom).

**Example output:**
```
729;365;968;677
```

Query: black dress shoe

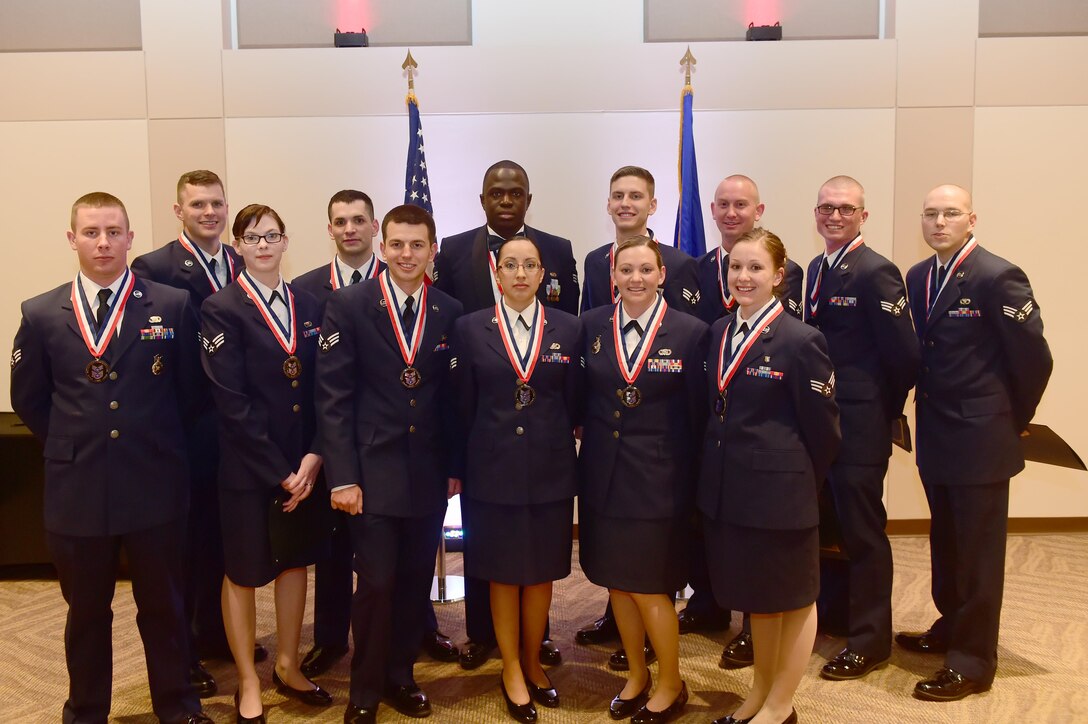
423;630;461;662
630;681;688;724
234;690;266;723
383;684;432;718
710;713;752;724
525;672;559;708
189;662;217;698
575;615;619;645
301;644;349;677
820;648;890;680
170;714;214;724
343;703;377;724
608;674;651;720
677;607;730;634
719;631;754;669
913;668;989;702
500;679;538;723
459;640;496;670
253;643;268;663
538;638;562;666
896;629;948;654
608;644;656;672
272;668;333;706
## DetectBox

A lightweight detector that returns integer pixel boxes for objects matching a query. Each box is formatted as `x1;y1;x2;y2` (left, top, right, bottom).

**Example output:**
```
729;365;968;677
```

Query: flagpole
674;46;706;258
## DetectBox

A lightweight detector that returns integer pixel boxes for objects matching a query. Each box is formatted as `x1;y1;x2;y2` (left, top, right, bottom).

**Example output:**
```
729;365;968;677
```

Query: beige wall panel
1;120;152;412
0;52;146;122
645;0;880;42
0;0;141;52
222;41;896;118
896;0;977;108
976;37;1088;107
147;119;228;246
973;106;1088;516
473;0;641;47
140;0;223;119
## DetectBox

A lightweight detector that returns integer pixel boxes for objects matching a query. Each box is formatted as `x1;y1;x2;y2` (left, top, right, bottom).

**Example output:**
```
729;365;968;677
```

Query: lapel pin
133;289;143;298
149;315;162;323
592;335;602;354
183;259;194;267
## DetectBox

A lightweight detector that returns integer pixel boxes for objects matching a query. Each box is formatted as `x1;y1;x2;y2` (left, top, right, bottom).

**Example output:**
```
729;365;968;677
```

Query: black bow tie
487;234;505;253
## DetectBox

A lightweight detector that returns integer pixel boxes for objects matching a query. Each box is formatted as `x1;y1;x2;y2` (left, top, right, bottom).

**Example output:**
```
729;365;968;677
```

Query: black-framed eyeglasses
815;204;863;217
239;232;285;245
921;209;968;222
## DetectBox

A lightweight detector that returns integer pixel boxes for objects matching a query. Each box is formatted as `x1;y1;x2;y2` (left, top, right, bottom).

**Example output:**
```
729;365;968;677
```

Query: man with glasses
806;175;919;682
900;184;1051;701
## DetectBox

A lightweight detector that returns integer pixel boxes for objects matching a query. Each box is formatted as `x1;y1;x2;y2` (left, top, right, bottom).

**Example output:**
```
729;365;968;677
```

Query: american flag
404;96;432;214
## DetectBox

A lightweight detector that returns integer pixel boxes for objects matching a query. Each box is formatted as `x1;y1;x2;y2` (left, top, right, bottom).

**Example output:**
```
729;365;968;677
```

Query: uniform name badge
236;271;300;380
611;296;667;409
379;271;428;389
716;301;783;419
495;300;545;410
72;270;135;384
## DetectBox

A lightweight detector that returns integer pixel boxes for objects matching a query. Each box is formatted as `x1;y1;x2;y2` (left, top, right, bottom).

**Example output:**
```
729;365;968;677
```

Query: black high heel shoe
272;668;333;706
609;674;652;720
234;690;266;724
525;671;559;708
500;677;538;723
630;681;688;724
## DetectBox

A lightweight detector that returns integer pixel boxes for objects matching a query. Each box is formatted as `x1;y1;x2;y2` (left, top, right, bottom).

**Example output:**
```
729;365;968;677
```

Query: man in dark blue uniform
901;184;1051;701
434;161;570;669
10;192;211;724
317;204;464;723
130;170;250;695
805;176;919;681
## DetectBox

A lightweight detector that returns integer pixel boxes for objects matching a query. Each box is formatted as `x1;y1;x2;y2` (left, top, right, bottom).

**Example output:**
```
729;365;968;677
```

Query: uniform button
409;425;417;433
613;410;621;419
108;371;118;380
410;399;417;407
292;404;301;413
291;380;299;388
109;429;119;439
515;426;525;436
922;392;929;399
926;340;935;348
612;431;619;439
109;401;119;410
716;440;721;447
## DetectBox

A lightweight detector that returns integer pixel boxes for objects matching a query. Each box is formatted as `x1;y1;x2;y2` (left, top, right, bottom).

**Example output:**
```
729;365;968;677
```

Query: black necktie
624;320;643;365
208;257;220;285
95;289;112;330
930;264;946;311
350;269;362;285
402;295;416;343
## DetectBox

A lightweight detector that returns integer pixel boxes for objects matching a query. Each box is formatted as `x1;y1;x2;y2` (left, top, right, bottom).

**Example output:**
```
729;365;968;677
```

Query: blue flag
404;96;433;214
673;88;706;257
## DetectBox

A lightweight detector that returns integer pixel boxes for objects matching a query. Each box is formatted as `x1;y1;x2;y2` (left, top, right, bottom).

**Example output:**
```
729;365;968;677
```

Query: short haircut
231;204;285;239
327;189;375;221
497;235;541;260
732;228;789;298
482;160;530;193
381;204;436;243
610;166;656;197
71;192;129;230
613;235;663;269
176;170;224;201
819;175;865;206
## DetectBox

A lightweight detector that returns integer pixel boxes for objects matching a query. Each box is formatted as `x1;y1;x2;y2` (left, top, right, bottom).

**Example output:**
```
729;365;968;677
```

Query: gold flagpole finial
402;50;419;102
679;46;696;89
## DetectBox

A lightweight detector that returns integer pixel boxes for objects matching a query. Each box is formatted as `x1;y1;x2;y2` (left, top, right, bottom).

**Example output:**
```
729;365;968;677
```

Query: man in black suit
434;159;579;315
900;184;1052;701
433;160;569;669
294;190;457;675
10;193;211;724
317;204;464;723
130;170;250;695
579;165;700;315
805;176;919;681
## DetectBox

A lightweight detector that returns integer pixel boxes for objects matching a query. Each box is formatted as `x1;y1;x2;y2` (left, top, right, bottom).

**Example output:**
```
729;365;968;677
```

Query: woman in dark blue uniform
451;237;582;723
579;236;708;724
699;229;840;724
200;204;332;722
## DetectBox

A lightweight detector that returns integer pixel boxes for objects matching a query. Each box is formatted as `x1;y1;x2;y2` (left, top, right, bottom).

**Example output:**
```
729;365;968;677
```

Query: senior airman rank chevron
449;356;458;369
880;296;907;317
1002;300;1034;323
682;288;701;305
318;331;340;352
10;348;21;369
810;371;835;397
201;332;225;355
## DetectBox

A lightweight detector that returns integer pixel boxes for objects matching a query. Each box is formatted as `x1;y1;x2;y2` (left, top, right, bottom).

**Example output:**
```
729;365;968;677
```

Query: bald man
805;176;919;681
900;185;1051;701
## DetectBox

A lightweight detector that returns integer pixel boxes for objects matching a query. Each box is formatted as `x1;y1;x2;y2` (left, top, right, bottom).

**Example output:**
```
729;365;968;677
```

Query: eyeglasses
239;232;285;245
921;209;968;222
815;204;863;217
499;260;541;273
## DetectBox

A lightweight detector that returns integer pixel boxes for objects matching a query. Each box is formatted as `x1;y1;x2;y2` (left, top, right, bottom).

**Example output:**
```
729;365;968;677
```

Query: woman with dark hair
200;204;332;722
451;236;582;723
700;228;840;724
578;236;708;724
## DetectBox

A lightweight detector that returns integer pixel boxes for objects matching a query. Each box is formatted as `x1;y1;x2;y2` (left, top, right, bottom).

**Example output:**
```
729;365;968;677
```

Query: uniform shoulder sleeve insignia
682;288;700;305
318;331;341;352
450;356;458;370
810;371;835;397
10;348;21;369
201;332;225;355
879;296;907;317
788;299;801;314
1002;300;1034;323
